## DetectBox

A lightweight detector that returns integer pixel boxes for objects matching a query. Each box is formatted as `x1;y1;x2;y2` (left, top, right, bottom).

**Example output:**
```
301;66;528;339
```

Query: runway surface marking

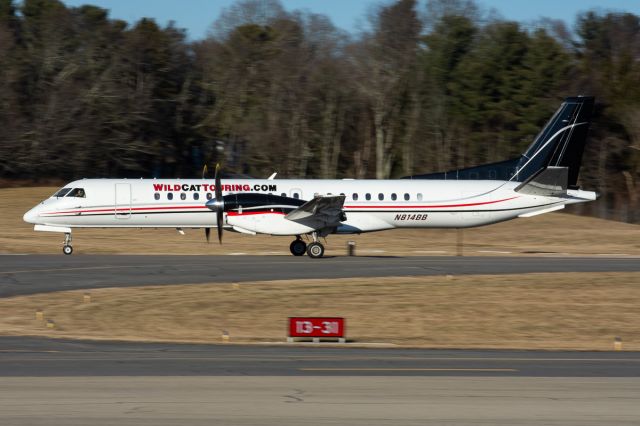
298;368;519;372
7;353;640;363
0;265;163;274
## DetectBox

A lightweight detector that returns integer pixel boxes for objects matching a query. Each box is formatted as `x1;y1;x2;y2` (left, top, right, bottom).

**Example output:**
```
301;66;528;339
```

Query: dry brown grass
1;187;639;256
1;272;639;350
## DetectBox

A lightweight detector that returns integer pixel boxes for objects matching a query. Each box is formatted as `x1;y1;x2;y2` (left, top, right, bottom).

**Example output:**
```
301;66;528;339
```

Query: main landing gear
289;237;307;256
306;242;324;259
63;232;73;255
289;233;325;258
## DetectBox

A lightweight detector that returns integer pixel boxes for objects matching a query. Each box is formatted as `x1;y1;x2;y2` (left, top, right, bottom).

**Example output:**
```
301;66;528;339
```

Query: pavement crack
283;388;305;403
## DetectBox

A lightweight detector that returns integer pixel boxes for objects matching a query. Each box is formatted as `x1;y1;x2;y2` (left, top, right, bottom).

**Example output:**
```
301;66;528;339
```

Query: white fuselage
24;178;595;235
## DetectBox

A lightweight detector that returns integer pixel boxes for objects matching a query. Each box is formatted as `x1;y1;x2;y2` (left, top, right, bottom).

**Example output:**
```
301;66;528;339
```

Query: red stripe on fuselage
344;196;519;209
43;205;209;215
227;211;286;216
42;196;520;216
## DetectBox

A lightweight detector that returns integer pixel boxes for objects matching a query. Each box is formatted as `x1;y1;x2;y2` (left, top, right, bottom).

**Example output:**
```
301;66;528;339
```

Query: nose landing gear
63;232;73;255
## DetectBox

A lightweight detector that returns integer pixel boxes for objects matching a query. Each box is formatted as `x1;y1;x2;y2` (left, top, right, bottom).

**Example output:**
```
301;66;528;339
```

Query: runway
0;337;639;425
2;256;639;425
0;337;639;377
1;254;639;297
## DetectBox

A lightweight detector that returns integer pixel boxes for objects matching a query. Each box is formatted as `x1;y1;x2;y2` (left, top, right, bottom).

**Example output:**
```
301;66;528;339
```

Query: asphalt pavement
0;336;638;377
1;337;639;425
1;254;639;297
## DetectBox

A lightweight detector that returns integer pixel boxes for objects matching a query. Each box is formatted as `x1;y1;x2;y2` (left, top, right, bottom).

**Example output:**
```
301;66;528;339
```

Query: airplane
23;96;597;258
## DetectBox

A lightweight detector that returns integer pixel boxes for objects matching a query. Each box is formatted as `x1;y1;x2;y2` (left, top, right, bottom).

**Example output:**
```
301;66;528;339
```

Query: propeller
204;163;225;244
214;163;223;244
203;164;211;242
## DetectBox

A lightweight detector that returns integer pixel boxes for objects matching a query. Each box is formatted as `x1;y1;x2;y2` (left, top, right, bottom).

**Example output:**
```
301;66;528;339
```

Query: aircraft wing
285;195;346;230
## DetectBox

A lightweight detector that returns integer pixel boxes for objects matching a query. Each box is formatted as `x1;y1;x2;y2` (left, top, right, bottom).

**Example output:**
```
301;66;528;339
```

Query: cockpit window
53;188;71;197
66;188;86;198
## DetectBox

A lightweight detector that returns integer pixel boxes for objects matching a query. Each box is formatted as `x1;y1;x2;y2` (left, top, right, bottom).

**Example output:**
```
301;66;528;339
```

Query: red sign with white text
288;317;345;338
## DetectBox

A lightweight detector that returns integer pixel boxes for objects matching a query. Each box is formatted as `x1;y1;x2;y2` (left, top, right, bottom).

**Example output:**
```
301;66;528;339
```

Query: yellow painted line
298;368;518;372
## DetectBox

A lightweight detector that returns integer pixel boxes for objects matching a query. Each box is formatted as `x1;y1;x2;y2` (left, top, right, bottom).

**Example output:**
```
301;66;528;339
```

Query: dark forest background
0;0;638;222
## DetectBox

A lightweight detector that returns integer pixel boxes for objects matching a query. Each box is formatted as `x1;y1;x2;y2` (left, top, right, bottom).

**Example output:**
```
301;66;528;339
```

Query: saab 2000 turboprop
24;96;597;258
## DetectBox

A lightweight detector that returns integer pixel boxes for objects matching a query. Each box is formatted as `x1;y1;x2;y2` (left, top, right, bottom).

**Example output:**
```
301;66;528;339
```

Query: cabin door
115;183;132;219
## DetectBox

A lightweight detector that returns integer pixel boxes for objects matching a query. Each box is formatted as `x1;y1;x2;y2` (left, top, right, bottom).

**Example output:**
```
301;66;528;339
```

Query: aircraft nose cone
23;207;39;224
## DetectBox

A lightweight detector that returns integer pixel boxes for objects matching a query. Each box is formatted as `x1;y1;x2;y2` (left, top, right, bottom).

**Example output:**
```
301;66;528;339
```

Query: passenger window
168;193;173;200
67;188;86;198
180;193;186;200
281;193;286;197
206;193;213;200
193;193;199;200
352;193;358;201
53;188;71;197
154;193;160;200
365;193;371;201
417;193;423;201
391;193;397;201
378;193;384;201
293;193;300;199
404;193;410;201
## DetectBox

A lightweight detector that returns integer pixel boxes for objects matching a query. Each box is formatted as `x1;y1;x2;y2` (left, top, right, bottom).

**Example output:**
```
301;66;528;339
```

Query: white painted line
228;252;248;256
361;249;387;253
477;250;513;254
299;368;518;372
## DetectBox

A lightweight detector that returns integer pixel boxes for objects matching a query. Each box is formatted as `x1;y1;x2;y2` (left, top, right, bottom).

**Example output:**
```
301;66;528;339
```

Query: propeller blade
205;227;210;243
202;164;208;179
214;163;223;244
214;163;222;204
217;210;223;244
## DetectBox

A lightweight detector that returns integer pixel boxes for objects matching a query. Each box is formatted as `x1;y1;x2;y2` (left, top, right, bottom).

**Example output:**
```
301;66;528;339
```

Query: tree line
0;0;638;222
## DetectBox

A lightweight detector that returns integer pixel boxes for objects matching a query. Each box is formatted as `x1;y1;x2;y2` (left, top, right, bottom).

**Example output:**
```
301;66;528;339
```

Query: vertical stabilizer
514;96;594;186
404;96;594;185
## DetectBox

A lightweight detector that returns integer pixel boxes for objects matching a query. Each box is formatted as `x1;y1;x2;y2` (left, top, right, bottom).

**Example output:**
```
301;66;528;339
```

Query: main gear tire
306;242;325;259
290;239;307;256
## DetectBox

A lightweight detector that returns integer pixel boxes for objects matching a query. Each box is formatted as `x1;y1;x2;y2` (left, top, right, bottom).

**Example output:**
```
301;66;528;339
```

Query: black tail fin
403;96;594;185
514;96;594;187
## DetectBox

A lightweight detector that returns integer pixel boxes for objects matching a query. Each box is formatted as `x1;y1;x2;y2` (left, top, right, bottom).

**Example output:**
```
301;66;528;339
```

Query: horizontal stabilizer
515;166;568;196
518;204;565;218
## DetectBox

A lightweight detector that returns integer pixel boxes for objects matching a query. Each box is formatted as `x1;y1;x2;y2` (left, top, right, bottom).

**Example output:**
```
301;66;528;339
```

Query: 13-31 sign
288;317;345;338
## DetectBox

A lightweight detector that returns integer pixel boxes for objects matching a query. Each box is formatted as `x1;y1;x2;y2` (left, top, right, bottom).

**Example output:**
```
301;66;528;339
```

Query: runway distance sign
288;317;345;338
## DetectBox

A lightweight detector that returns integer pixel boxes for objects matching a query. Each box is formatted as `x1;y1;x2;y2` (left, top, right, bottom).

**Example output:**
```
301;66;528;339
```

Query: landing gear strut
306;232;325;259
289;237;307;256
63;232;73;255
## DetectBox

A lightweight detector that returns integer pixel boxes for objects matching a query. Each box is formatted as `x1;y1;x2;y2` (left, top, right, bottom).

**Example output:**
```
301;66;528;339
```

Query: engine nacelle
207;193;313;235
226;212;316;236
